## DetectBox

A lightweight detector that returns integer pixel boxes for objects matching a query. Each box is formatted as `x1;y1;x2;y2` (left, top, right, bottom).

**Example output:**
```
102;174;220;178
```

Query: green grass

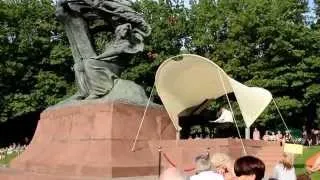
0;152;20;167
295;146;320;180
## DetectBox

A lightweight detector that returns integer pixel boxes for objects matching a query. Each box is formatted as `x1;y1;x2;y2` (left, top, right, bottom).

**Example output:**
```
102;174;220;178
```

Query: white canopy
155;54;272;131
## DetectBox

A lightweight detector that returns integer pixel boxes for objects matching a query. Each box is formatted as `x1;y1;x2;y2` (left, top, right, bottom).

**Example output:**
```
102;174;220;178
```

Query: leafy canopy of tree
127;0;320;129
0;0;319;131
0;0;75;122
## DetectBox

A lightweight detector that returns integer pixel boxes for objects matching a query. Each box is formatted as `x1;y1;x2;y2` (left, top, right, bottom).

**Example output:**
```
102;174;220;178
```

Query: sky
307;0;317;23
308;0;316;9
308;0;316;14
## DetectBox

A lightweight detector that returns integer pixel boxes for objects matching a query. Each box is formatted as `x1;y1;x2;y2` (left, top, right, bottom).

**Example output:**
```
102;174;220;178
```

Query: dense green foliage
0;0;319;131
0;0;75;122
127;0;320;130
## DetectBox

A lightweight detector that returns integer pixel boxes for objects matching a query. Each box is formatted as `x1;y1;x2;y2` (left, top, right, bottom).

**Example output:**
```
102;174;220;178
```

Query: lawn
295;146;320;180
0;152;19;167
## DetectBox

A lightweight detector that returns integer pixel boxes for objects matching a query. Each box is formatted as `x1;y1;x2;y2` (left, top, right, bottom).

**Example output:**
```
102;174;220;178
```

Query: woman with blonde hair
273;153;296;180
211;153;236;180
190;153;224;180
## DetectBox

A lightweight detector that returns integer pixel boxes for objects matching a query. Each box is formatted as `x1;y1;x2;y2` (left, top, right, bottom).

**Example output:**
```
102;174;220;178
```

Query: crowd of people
302;129;320;146
0;143;26;161
160;151;319;180
253;128;293;143
252;127;320;146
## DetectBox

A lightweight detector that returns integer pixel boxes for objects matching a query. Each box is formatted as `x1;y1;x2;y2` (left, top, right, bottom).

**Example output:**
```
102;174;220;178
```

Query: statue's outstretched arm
94;43;125;60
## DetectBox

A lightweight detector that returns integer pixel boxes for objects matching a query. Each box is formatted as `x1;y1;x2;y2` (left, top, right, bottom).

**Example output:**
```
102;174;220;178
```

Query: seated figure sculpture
55;0;151;102
85;23;144;99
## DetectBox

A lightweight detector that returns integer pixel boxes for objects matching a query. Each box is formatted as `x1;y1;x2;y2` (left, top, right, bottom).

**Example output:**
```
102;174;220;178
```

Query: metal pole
245;127;250;139
158;146;162;178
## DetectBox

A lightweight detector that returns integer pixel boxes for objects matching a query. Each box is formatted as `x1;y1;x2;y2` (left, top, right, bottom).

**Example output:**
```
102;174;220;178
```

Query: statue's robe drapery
55;0;150;99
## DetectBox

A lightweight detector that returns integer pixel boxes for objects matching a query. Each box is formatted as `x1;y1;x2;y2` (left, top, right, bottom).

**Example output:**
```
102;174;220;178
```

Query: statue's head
115;23;132;39
55;0;67;20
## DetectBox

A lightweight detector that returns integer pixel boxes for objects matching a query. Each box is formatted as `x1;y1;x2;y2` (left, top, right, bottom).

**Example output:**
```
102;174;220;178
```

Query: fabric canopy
155;54;272;130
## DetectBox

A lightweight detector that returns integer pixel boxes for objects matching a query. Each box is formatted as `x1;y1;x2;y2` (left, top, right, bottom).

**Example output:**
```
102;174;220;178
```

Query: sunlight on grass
0;152;20;166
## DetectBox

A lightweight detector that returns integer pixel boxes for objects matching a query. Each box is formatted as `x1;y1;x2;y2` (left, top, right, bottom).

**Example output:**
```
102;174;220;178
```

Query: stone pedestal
10;102;176;179
0;101;283;180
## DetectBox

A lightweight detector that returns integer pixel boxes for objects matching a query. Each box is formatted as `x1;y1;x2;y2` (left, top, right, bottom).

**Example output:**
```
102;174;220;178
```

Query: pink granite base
9;102;176;178
0;101;283;180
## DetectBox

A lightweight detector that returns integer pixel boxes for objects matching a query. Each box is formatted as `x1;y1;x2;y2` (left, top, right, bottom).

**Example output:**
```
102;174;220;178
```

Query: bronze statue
55;0;151;101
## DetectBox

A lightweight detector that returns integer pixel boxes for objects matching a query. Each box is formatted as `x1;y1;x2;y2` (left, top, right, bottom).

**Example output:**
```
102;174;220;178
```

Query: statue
55;0;151;102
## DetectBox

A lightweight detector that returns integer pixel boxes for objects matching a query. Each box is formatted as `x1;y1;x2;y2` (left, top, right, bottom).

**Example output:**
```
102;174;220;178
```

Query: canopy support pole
176;131;180;140
245;127;250;139
272;98;290;133
217;70;247;155
131;84;155;152
272;98;294;143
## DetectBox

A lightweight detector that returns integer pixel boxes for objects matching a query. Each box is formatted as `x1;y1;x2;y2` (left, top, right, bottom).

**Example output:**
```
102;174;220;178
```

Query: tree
121;0;191;101
0;0;319;132
0;0;75;122
189;0;319;129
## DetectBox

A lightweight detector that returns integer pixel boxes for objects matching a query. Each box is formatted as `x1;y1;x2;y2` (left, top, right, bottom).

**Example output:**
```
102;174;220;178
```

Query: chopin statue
55;0;151;102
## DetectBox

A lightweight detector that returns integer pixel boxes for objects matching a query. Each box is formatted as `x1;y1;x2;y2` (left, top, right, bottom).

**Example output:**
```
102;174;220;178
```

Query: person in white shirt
160;168;186;180
209;107;234;138
190;153;224;180
272;153;296;180
211;107;234;123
